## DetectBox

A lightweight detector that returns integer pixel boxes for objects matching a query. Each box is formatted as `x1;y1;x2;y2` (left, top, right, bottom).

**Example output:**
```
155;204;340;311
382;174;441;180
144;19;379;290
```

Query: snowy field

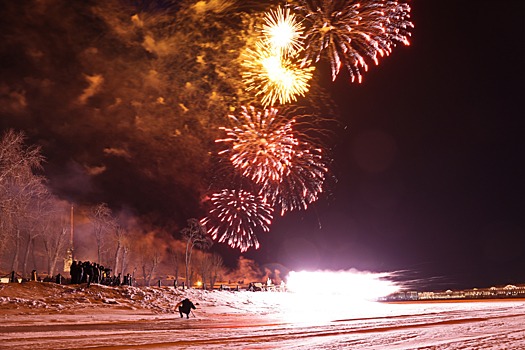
1;282;525;349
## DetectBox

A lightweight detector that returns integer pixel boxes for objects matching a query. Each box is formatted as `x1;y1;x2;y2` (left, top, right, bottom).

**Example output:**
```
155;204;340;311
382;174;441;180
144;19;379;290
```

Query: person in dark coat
175;298;196;319
70;261;78;284
84;261;94;287
78;261;84;283
92;263;100;284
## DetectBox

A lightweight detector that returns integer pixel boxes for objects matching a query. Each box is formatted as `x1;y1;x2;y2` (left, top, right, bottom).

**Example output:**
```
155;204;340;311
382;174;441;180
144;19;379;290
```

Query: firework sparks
242;40;315;107
217;106;298;184
216;105;329;216
262;6;305;56
201;189;273;252
295;0;413;82
260;142;327;216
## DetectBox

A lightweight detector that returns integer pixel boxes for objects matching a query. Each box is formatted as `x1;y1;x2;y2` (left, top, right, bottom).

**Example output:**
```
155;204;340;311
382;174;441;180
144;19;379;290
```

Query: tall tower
70;205;74;259
63;205;74;272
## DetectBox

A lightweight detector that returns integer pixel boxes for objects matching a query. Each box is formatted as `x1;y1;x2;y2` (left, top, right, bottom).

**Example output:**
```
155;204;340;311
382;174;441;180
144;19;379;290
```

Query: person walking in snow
176;298;196;319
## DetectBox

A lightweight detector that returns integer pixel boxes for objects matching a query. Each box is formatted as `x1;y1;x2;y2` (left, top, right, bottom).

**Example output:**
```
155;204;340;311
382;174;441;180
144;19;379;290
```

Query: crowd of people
69;260;133;287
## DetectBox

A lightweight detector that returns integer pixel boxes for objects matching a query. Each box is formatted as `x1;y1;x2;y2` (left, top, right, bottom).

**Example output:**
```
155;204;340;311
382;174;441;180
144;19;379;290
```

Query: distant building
381;284;525;301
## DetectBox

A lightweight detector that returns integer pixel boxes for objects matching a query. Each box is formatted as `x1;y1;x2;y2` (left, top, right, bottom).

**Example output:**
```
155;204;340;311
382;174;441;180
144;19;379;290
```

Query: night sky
242;0;525;290
1;0;523;291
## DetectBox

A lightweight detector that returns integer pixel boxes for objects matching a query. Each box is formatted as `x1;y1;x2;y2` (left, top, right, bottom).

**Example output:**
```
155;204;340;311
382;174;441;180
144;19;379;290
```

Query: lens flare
295;0;413;82
201;189;273;252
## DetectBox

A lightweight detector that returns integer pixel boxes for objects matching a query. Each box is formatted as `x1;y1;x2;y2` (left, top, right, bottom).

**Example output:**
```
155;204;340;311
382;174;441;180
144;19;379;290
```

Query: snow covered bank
2;282;525;349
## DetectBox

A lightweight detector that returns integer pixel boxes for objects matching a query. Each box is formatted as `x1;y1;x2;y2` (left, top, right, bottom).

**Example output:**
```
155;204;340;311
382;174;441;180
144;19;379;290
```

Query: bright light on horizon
276;269;401;323
286;269;401;300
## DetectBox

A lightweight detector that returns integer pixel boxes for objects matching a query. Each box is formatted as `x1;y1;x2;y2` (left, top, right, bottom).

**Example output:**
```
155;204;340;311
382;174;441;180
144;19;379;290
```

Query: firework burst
242;40;315;107
295;0;413;82
201;189;273;252
260;142;328;216
217;106;298;184
261;6;305;56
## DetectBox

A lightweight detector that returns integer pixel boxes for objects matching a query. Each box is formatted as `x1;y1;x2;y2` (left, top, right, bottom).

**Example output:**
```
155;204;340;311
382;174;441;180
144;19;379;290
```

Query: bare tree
41;201;70;277
89;203;114;264
112;224;127;276
208;253;224;289
10;176;48;272
167;244;183;286
193;252;224;290
128;231;165;286
0;130;45;273
181;218;212;288
195;251;212;289
138;244;162;286
21;189;52;277
120;243;130;277
0;130;44;183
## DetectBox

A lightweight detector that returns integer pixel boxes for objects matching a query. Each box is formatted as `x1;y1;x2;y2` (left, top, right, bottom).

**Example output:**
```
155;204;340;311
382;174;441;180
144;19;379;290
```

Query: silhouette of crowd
69;260;133;287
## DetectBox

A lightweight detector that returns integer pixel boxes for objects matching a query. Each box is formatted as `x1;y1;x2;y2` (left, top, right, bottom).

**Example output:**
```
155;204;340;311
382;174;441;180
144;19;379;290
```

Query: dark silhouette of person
92;263;100;284
78;261;84;283
84;261;93;287
70;261;78;284
98;264;104;283
176;298;196;319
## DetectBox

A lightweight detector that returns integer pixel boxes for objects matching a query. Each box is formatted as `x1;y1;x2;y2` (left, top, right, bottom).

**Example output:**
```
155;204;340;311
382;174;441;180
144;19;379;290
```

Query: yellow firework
262;6;304;56
242;40;315;107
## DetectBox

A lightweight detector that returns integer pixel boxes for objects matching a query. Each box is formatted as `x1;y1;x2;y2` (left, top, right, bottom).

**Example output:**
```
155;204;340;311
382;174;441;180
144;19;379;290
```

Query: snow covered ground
1;282;525;349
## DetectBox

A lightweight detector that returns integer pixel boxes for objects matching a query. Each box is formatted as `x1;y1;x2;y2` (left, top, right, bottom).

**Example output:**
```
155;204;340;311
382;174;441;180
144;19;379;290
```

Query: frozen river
2;297;525;349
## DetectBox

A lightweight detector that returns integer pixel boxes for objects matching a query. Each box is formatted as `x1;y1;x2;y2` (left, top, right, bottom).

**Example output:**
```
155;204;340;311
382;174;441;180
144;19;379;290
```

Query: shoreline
383;297;525;304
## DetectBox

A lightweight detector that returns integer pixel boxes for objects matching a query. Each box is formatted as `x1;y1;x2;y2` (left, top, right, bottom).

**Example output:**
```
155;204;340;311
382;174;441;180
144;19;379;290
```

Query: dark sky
242;0;525;290
1;0;523;291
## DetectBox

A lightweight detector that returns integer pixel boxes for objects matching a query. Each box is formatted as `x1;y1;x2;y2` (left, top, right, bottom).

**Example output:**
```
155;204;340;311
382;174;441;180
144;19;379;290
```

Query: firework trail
201;189;273;252
216;105;299;185
260;142;327;216
294;0;413;82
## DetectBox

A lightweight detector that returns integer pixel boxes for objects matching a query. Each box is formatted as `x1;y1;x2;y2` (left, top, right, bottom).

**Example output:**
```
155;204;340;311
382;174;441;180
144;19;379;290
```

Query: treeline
0;130;269;287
